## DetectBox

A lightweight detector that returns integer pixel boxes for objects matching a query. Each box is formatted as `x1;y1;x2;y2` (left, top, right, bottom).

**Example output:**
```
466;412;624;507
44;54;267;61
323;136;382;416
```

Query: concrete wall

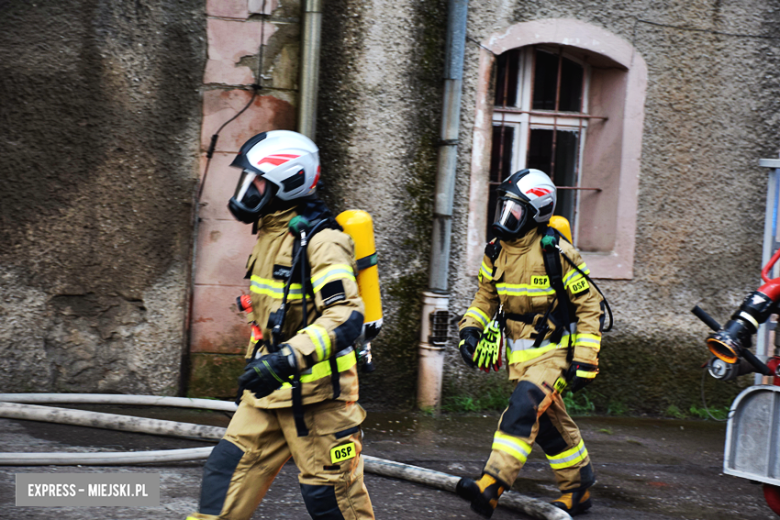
0;0;206;395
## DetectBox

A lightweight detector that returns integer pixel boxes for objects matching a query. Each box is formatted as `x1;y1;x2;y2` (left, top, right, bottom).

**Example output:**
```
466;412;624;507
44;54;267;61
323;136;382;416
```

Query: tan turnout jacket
459;227;603;380
243;207;364;409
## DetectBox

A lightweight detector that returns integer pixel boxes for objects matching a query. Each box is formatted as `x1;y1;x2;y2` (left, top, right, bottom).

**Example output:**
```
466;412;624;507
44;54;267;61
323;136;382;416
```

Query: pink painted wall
191;2;296;359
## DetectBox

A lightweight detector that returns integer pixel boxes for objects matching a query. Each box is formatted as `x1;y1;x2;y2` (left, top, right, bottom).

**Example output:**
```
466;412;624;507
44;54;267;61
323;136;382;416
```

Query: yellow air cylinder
336;210;383;342
548;215;573;243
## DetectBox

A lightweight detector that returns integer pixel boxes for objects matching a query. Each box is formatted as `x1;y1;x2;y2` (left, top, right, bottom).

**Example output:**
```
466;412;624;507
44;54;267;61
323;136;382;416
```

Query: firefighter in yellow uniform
187;130;374;520
456;169;605;518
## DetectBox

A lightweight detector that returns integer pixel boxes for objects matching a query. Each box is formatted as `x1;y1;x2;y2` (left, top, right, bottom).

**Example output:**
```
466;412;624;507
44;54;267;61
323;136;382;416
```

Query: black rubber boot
551;488;592;516
456;474;507;519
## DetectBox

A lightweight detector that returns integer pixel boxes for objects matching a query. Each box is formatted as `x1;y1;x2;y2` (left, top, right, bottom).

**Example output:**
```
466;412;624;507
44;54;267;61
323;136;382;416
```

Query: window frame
491;46;594;238
466;19;648;279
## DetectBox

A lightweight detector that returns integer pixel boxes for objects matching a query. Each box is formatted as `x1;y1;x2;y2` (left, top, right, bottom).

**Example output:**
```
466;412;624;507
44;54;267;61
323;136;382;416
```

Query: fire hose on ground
0;394;570;520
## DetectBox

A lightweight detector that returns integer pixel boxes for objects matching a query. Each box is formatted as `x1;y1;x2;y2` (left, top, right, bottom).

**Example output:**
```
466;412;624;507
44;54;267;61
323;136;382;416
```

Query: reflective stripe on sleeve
303;324;332;362
464;307;490;328
311;264;356;293
546;440;588;469
574;333;601;351
281;348;357;387
563;263;589;289
479;261;494;282
492;431;532;464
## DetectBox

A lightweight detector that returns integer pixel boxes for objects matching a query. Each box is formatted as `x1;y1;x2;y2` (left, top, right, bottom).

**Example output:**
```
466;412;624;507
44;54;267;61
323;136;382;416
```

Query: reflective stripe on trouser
187;399;374;520
483;352;593;491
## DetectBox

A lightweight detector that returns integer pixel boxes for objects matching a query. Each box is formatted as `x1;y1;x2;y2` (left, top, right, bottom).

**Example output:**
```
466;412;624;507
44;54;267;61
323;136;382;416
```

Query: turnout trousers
187;399;374;520
483;351;594;492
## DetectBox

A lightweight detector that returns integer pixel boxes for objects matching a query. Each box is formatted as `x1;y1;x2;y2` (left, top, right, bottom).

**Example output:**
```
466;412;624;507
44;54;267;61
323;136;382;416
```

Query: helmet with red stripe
492;169;556;240
228;130;320;224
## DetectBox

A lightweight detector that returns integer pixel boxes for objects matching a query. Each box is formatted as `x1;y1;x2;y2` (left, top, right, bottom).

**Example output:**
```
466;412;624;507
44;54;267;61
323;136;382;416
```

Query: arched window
491;46;594;233
467;19;648;279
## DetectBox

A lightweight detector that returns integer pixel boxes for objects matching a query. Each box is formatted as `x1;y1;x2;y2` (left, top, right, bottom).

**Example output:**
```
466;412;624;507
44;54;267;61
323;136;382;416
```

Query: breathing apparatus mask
492;197;532;240
229;170;280;224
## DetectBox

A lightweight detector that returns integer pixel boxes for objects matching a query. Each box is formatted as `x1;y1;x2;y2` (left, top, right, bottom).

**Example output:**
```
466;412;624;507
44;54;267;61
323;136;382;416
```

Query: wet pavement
0;405;777;519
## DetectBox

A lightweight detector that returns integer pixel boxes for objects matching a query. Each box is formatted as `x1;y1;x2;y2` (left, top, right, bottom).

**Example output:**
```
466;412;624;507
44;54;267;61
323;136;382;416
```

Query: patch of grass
606;400;628;416
664;405;686;419
563;391;595;416
443;395;479;413
420;406;437;417
597;428;613;435
441;387;510;413
689;405;730;421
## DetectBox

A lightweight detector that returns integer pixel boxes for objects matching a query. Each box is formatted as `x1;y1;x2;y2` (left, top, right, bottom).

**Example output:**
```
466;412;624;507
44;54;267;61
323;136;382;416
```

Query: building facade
2;0;778;414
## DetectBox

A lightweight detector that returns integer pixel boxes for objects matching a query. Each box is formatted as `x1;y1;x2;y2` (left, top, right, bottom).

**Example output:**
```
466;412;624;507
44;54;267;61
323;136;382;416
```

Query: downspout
298;0;323;139
417;0;469;409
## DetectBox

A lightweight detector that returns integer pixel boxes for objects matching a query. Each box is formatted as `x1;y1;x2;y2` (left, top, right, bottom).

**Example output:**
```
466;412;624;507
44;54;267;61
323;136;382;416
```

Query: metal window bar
493;107;607;119
550;48;563;181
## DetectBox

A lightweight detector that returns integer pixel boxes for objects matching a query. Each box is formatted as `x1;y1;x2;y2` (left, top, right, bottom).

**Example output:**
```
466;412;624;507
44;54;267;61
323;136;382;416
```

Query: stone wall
187;0;301;398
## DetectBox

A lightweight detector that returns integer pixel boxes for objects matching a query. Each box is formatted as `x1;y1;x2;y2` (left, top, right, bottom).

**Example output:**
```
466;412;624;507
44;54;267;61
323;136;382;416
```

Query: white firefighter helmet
228;130;320;223
492;169;557;239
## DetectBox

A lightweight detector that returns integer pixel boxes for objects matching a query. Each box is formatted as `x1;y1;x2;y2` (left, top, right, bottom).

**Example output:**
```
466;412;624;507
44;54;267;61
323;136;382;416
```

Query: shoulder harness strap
539;227;575;360
485;238;502;277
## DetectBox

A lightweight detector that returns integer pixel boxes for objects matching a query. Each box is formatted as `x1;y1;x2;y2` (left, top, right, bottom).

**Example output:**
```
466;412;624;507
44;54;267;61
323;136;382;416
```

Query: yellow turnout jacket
243;207;364;408
459;227;603;380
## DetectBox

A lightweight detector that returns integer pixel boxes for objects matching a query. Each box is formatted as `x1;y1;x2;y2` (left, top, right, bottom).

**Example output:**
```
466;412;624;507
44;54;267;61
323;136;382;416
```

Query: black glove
564;362;599;393
237;345;297;401
458;327;481;369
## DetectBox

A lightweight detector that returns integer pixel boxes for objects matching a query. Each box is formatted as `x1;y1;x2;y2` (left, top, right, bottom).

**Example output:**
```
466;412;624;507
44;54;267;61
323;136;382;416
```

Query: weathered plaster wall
0;0;205;394
309;0;780;412
317;0;447;408
3;0;776;413
442;0;780;413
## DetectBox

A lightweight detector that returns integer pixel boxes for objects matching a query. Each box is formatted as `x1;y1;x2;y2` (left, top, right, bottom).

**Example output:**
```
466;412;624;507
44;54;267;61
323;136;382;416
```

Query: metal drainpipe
417;0;470;410
298;0;323;139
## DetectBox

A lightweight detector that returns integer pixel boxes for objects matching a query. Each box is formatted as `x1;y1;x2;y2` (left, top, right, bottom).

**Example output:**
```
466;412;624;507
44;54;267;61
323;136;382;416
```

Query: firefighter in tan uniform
187;130;374;520
455;169;605;518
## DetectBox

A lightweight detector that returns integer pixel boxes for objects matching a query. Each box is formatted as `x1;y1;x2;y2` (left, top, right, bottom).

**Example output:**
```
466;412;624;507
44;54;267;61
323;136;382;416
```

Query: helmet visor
233;169;259;202
228;169;278;224
494;198;526;235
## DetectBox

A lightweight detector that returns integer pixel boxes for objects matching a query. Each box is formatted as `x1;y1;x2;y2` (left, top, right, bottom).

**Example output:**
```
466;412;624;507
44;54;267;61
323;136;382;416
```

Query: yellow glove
472;318;503;372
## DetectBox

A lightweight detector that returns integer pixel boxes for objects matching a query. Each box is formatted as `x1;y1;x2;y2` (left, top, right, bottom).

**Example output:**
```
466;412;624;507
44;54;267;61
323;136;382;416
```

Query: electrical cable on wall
184;0;268;396
198;0;268;201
